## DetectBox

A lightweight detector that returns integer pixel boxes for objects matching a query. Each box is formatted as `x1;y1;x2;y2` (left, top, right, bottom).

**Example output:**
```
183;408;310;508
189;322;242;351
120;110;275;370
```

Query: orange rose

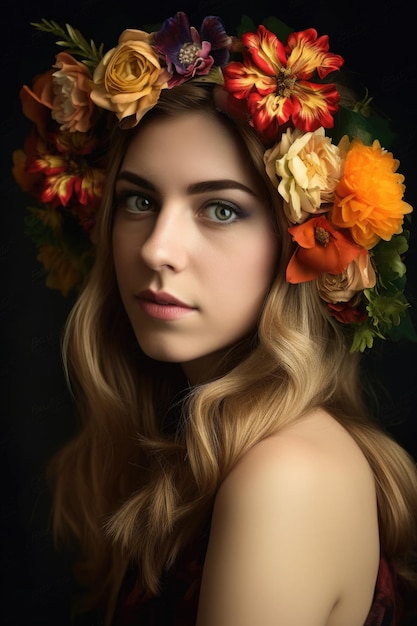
20;70;55;140
20;52;95;135
51;52;95;132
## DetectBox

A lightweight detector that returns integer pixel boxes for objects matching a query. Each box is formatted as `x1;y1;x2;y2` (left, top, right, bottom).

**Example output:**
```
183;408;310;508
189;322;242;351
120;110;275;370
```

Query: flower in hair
326;299;368;325
90;29;171;128
153;12;232;87
222;26;344;141
316;252;376;304
264;127;345;224
330;138;413;249
267;129;413;350
26;130;105;209
11;14;415;350
286;216;364;282
50;52;96;132
36;244;84;296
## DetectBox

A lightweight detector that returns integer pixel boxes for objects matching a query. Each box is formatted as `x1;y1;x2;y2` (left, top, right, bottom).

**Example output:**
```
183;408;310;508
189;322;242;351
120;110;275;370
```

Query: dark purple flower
153;12;231;87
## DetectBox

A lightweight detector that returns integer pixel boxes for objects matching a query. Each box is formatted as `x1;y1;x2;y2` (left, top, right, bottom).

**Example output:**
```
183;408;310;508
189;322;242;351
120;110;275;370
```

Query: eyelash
116;191;154;213
203;200;245;223
116;191;246;224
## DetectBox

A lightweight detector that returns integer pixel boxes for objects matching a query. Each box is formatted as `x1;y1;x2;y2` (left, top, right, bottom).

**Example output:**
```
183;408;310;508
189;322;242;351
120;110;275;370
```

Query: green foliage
365;289;409;329
329;104;397;148
350;323;383;353
349;232;416;351
24;205;62;247
261;16;294;40
27;207;90;252
235;15;293;40
372;232;409;286
31;19;104;68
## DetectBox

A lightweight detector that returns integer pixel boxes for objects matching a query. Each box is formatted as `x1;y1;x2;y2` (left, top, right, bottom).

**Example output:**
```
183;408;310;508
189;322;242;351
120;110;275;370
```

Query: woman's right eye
119;193;155;213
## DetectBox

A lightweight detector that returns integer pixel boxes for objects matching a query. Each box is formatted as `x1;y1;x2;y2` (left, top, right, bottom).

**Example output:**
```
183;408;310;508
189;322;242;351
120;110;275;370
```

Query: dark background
1;1;416;624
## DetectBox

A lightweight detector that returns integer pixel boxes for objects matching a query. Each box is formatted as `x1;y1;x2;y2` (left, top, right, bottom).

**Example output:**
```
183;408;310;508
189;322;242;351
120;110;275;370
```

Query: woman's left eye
203;201;242;223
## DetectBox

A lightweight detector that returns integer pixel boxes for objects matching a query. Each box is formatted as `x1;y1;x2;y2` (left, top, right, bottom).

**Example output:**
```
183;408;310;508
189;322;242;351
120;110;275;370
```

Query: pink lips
136;290;195;321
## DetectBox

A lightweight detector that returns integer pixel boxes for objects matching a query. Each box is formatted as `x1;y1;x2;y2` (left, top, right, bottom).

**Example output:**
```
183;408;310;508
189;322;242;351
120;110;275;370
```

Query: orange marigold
12;149;42;194
331;139;412;249
37;245;81;297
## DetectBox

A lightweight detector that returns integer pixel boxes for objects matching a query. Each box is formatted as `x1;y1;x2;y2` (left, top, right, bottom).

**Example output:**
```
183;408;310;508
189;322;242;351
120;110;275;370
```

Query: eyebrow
116;171;259;197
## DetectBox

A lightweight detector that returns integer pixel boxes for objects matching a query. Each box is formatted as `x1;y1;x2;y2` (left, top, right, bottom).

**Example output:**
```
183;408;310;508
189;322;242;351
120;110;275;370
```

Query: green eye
205;201;241;223
123;194;154;213
215;205;234;221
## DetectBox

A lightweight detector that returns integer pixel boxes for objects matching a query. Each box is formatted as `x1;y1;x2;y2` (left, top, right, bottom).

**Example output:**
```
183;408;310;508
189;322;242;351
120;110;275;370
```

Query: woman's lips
136;290;195;321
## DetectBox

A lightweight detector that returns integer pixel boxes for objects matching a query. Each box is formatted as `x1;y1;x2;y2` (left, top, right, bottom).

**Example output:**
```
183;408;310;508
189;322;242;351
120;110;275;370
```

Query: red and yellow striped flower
223;26;344;142
26;131;105;209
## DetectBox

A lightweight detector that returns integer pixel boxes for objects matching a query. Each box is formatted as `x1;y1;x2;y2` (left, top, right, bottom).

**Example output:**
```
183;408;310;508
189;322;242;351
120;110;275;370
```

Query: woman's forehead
121;113;258;183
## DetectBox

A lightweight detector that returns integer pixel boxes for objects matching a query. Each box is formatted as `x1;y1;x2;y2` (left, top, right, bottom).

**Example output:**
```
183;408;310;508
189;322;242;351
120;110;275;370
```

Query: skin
197;408;380;626
112;112;278;384
112;111;380;625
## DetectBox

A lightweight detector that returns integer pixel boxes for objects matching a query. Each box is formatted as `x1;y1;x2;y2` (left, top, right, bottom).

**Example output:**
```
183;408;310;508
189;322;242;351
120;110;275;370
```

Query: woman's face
112;112;279;383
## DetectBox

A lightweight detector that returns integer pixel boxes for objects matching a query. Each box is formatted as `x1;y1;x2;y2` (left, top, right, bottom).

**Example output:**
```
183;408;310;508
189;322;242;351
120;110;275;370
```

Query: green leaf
371;233;409;289
31;19;103;68
350;323;381;352
235;15;293;40
235;15;257;37
262;17;294;40
387;309;417;342
364;288;410;332
24;206;61;247
328;105;397;148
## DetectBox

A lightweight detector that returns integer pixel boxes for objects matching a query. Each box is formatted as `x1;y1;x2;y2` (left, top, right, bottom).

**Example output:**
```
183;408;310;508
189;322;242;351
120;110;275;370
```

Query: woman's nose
140;207;190;271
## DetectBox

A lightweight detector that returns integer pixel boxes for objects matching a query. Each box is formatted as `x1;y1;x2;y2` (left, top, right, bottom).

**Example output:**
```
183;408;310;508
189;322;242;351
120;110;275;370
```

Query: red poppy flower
286;216;363;283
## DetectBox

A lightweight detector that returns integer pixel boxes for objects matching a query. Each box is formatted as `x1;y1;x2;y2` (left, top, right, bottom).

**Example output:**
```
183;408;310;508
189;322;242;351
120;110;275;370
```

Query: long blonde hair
49;84;417;621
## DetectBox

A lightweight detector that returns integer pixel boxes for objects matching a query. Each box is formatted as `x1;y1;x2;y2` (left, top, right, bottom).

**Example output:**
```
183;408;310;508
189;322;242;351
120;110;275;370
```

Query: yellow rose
316;251;376;303
264;127;345;224
90;29;170;127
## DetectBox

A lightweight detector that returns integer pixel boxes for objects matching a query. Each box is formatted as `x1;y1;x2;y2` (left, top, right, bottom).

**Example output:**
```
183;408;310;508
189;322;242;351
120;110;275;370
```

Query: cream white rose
264;127;345;224
316;251;376;303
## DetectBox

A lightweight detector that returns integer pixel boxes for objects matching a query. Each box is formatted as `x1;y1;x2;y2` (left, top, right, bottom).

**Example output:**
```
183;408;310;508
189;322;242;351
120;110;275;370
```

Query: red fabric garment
115;538;398;626
115;535;207;626
364;557;398;626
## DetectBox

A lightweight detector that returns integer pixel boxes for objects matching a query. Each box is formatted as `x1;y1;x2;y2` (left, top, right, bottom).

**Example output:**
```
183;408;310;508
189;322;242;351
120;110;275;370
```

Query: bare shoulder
218;407;375;503
197;408;380;626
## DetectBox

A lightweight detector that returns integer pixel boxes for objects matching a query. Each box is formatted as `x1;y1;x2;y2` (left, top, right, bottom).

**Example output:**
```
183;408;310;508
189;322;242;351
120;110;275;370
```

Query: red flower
223;26;343;141
26;129;105;209
327;300;367;324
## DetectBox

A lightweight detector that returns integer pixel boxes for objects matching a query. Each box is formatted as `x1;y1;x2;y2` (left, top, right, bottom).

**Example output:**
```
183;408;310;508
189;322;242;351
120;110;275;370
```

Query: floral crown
13;12;415;352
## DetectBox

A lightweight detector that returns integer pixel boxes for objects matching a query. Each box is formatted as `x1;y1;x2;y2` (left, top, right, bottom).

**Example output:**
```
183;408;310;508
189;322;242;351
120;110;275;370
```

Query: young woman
14;11;417;626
